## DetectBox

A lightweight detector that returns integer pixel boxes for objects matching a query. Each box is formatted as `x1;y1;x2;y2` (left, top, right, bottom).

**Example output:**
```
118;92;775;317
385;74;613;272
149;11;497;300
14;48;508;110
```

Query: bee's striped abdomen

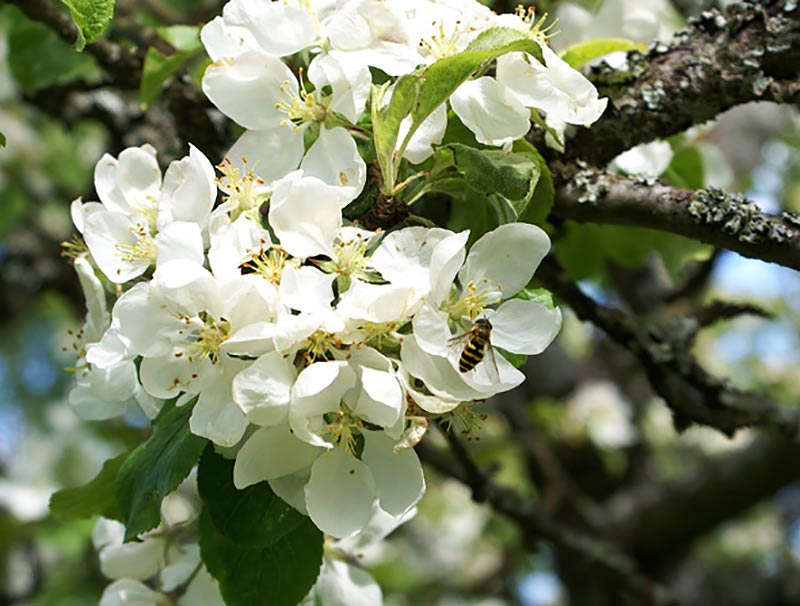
458;337;488;373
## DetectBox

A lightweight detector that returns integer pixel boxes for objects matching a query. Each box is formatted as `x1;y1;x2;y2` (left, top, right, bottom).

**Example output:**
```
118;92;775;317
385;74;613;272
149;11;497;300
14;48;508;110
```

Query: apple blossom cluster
67;141;562;536
60;0;613;602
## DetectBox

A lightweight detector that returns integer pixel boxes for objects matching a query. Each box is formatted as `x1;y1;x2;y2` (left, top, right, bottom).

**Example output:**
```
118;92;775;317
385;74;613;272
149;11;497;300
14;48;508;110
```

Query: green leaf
197;447;307;549
140;47;193;108
373;27;545;191
371;77;419;191
158;25;202;52
512;138;554;227
437;177;500;246
664;146;705;190
498;349;527;368
199;509;323;606
449;143;539;203
115;399;207;540
50;452;128;522
556;222;712;281
560;38;647;68
60;0;115;51
517;287;556;309
5;6;101;93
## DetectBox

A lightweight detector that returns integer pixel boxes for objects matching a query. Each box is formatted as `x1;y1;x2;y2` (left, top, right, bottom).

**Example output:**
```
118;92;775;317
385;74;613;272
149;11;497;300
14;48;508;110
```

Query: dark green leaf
60;0;115;51
449;143;539;203
116;399;206;540
140;47;194;108
374;27;546;190
498;349;527;368
5;6;101;92
197;447;307;549
50;451;128;521
512;139;554;226
438;177;500;246
560;38;646;67
199;509;323;606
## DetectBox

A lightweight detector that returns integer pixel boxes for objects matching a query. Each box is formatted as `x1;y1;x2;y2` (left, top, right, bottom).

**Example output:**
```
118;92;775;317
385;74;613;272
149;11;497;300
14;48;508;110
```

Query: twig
550;1;800;167
551;168;800;272
416;436;678;606
536;256;800;436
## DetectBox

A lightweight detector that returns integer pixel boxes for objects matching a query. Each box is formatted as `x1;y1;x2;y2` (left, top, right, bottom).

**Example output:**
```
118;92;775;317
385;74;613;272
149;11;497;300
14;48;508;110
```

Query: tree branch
535;256;800;436
551;168;800;271
554;0;800;167
416;436;676;605
7;0;228;161
7;0;142;89
606;433;800;564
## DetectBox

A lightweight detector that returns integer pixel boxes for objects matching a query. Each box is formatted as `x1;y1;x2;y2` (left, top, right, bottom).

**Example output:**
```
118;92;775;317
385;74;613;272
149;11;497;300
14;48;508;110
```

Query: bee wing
484;344;501;383
447;331;470;354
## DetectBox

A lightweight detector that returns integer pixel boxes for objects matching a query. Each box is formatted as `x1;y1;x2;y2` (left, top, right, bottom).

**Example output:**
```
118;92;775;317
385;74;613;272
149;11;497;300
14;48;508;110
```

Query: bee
448;318;499;380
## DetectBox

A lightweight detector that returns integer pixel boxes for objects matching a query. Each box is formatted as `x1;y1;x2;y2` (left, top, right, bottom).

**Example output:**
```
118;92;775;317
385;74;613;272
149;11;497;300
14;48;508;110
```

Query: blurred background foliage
2;0;800;605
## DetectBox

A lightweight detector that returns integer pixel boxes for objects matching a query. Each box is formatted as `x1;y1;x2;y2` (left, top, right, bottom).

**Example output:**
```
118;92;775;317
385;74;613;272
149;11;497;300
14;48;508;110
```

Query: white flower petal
459;223;550;299
191;368;249;447
139;355;200;399
74;254;109;342
305;449;376;538
268;466;312;514
610;140;673;177
200;16;258;62
71;198;104;234
202;51;296;130
279;265;335;315
234;425;320;488
223;127;304;186
83;211;152;283
450;77;530;146
411;302;451;357
370;226;453;294
313;559;382;606
351;366;402;428
429;230;469;304
158;144;216;230
300;127;366;203
223;0;316;56
400;335;484;404
112;283;175;359
292;361;356;417
68;361;137;420
208;214;271;281
307;51;371;124
232;353;296;426
269;172;343;259
94;145;161;215
458;346;525;395
153;221;205;289
362;431;424;516
497;48;607;126
161;546;200;591
488;299;562;355
177;565;225;606
326;0;421;75
336;282;415;324
99;537;165;580
399;102;447;164
100;579;165;606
